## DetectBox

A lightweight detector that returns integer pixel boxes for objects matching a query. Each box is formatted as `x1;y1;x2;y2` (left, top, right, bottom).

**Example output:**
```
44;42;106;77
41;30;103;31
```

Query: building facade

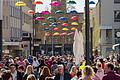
2;0;34;57
97;0;120;56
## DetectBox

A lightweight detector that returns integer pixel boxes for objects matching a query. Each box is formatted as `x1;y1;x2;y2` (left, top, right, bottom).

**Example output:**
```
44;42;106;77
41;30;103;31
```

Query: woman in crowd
2;70;13;80
27;74;36;80
81;66;95;80
70;66;78;78
23;65;34;80
39;66;52;80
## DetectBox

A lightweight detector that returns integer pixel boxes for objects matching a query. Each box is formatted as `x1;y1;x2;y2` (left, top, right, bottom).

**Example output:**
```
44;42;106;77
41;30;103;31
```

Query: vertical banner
0;0;3;20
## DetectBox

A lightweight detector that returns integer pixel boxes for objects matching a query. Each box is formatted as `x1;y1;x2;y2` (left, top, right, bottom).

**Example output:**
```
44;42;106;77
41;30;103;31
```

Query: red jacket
102;71;120;80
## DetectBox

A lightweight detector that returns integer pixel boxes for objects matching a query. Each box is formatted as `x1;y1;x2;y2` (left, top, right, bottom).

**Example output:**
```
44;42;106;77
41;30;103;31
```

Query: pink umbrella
50;1;61;6
35;17;45;20
68;32;74;35
60;32;67;36
71;16;78;21
41;10;51;14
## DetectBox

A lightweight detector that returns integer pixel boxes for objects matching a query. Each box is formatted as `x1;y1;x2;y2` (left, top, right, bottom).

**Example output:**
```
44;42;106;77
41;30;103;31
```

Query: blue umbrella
89;1;95;4
67;0;76;4
68;10;78;14
59;17;68;21
51;22;58;27
44;28;51;31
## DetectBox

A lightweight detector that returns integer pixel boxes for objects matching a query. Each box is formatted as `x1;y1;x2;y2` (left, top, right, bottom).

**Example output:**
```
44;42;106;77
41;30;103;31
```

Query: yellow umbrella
71;22;79;26
15;1;26;6
53;32;60;36
62;28;69;31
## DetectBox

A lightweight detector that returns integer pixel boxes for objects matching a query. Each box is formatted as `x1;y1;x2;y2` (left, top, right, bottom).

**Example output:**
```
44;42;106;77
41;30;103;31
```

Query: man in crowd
102;63;120;80
54;64;71;80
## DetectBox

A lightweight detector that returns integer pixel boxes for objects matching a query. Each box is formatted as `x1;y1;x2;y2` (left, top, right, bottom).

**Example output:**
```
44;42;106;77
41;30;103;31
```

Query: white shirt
96;68;104;80
11;71;17;80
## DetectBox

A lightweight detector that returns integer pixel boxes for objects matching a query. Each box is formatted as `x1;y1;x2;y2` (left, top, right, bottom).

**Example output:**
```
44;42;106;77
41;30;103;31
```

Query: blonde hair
82;65;95;78
70;66;77;74
27;74;36;80
25;65;34;74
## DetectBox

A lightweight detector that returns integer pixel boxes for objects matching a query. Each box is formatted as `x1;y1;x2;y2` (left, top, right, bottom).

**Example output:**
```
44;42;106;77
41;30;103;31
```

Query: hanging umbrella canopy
89;1;95;4
59;17;68;21
71;27;77;31
62;28;69;31
71;22;79;26
50;1;61;6
69;10;78;14
32;1;43;5
44;28;50;31
62;23;69;27
42;23;48;26
35;17;45;20
71;16;78;21
60;32;67;36
51;22;58;27
27;10;35;14
67;0;77;4
15;1;26;6
47;16;56;21
68;32;74;35
53;32;60;36
55;10;65;14
41;10;51;14
45;33;51;36
53;27;60;31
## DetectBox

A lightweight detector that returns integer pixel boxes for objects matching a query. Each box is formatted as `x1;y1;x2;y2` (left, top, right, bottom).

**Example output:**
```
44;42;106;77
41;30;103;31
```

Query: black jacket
54;72;71;80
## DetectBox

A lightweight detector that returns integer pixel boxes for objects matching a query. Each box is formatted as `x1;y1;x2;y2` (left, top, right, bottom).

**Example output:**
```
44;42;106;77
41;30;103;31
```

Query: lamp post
85;0;90;65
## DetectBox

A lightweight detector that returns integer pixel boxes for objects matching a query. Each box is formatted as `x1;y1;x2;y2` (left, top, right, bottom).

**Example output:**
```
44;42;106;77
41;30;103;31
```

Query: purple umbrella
50;1;61;6
41;10;51;14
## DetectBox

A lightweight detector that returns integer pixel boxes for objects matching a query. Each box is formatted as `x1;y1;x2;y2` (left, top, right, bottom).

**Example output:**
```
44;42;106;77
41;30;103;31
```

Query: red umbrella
35;17;45;20
27;10;35;14
32;1;43;5
41;10;51;14
53;27;60;31
71;16;78;21
62;23;69;27
50;1;61;6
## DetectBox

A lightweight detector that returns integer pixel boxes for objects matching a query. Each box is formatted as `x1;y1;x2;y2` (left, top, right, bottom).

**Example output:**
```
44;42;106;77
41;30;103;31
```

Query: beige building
2;0;34;57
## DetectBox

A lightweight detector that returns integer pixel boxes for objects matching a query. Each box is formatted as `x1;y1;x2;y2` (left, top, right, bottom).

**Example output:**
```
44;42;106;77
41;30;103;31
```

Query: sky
36;0;98;13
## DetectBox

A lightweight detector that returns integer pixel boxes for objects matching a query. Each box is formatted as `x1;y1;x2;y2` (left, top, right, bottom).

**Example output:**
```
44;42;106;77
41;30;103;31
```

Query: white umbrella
73;30;84;65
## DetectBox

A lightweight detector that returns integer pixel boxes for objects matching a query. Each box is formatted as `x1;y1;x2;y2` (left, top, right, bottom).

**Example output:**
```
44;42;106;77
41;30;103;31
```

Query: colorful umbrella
55;10;65;14
71;22;79;26
62;23;69;27
68;32;74;35
89;1;95;4
47;16;56;21
62;28;69;31
51;22;58;27
53;32;60;36
50;1;61;6
53;27;60;31
27;10;35;14
35;17;45;20
71;27;77;31
45;33;51;36
60;32;67;36
32;1;43;5
59;17;68;21
71;16;78;21
42;23;48;26
15;1;26;6
41;10;51;14
44;28;50;31
69;10;78;14
67;0;76;4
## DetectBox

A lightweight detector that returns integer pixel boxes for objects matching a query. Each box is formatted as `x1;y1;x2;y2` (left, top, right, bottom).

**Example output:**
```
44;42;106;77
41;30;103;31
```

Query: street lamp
15;1;26;40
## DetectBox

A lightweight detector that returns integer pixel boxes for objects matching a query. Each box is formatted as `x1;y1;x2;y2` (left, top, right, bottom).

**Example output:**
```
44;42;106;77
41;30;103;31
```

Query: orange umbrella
71;27;77;31
53;32;60;36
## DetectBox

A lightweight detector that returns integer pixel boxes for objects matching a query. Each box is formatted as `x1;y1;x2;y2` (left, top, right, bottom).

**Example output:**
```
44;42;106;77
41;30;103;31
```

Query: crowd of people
0;54;120;80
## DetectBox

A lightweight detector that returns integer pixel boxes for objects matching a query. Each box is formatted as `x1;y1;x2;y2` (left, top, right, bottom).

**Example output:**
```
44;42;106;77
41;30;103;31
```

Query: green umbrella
42;23;48;26
47;16;56;21
55;10;65;14
67;0;76;4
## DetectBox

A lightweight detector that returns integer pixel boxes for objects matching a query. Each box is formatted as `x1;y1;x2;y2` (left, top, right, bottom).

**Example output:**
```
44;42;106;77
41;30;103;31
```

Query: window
114;10;120;22
114;0;120;3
